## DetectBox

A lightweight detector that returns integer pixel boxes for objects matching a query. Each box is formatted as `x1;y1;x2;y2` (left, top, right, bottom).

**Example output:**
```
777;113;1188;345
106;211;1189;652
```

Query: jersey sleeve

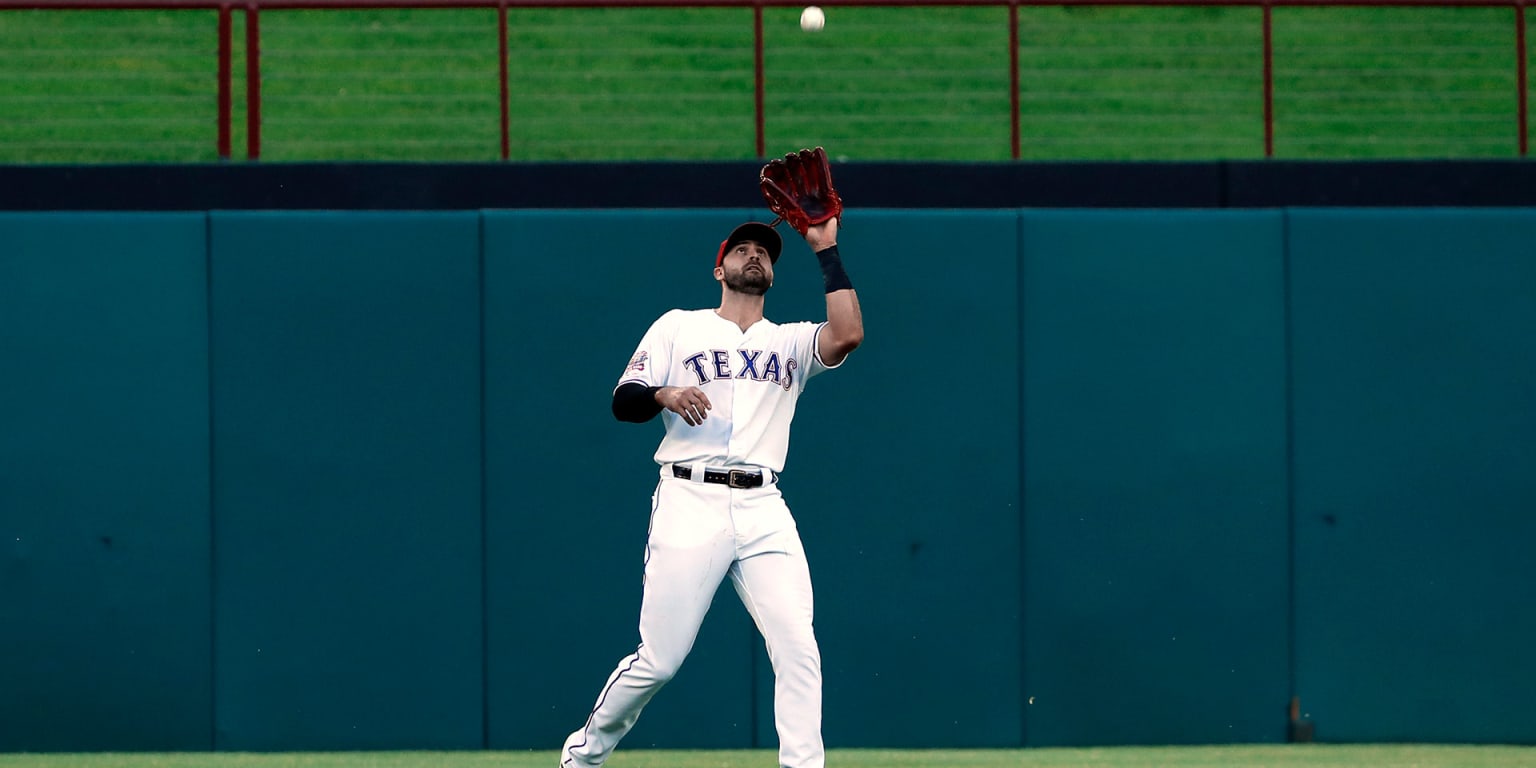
794;320;845;386
615;310;678;391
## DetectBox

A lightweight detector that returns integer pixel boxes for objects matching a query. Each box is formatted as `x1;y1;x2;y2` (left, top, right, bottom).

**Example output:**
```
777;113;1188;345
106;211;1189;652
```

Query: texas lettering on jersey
616;308;841;472
681;348;797;391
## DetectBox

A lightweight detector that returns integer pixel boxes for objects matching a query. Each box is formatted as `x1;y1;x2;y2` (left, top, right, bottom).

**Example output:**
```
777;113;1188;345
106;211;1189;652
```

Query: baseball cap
715;221;782;268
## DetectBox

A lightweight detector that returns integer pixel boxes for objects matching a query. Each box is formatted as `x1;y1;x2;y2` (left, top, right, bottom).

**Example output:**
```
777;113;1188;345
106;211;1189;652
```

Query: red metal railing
1;0;1529;160
1520;1;1530;154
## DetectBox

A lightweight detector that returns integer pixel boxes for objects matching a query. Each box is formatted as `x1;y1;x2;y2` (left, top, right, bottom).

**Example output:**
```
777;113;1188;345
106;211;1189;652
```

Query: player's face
719;241;774;295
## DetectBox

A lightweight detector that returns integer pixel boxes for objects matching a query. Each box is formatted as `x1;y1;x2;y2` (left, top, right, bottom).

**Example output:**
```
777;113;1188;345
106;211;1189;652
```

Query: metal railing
1;0;1529;160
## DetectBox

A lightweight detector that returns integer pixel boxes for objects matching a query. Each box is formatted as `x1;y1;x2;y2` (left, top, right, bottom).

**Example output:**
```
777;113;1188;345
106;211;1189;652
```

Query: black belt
671;464;772;489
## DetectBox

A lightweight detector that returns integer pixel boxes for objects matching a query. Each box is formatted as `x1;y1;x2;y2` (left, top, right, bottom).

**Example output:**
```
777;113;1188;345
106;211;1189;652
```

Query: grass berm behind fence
0;3;1530;163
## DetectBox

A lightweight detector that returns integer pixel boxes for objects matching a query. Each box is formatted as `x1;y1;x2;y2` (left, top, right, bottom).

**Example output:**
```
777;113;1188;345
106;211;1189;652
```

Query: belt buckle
727;469;755;489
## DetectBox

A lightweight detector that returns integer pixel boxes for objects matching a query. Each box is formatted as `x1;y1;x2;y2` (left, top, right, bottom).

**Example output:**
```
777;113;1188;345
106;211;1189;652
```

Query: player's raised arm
759;147;862;368
805;218;862;367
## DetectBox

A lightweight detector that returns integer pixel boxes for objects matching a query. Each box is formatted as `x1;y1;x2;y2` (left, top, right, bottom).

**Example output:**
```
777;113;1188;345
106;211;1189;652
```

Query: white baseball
800;6;825;32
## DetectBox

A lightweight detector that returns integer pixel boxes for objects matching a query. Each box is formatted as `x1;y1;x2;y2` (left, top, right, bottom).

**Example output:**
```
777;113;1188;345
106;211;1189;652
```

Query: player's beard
724;263;771;296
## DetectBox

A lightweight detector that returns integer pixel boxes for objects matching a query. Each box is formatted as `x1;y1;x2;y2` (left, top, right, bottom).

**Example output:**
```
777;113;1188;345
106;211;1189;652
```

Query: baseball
800;6;825;32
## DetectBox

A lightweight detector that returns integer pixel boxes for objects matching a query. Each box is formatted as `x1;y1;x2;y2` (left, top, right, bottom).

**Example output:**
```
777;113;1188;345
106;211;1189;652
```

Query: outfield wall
1;209;1532;751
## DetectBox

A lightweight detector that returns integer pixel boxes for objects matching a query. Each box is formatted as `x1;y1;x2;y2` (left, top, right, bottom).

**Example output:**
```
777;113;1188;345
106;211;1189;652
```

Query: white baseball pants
561;475;824;768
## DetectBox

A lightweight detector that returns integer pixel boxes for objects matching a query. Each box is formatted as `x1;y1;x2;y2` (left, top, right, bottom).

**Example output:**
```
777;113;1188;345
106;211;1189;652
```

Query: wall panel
784;210;1025;748
208;212;484;749
1020;210;1291;746
482;210;762;750
0;213;212;750
1288;209;1536;743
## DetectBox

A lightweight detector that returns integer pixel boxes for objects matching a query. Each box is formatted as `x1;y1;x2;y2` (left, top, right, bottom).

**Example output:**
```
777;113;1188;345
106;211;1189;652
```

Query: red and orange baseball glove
759;147;843;236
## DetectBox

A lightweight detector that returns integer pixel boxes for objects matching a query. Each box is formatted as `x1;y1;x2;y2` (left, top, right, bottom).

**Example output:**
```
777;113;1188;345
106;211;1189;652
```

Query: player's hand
805;217;838;252
656;386;712;426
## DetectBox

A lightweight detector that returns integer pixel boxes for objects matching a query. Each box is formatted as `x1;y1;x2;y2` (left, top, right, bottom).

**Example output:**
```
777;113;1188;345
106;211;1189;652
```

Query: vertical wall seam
478;211;492;749
204;210;219;750
1015;208;1029;748
1281;208;1299;719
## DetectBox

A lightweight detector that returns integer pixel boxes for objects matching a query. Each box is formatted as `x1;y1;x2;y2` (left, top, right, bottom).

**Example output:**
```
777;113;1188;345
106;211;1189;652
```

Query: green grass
0;9;218;162
3;746;1536;768
505;7;760;160
1017;6;1264;160
1271;6;1519;158
0;5;1531;162
260;9;502;161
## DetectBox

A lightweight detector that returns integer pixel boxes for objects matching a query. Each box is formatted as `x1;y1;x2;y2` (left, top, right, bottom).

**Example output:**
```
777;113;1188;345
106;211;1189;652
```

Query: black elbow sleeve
612;382;664;423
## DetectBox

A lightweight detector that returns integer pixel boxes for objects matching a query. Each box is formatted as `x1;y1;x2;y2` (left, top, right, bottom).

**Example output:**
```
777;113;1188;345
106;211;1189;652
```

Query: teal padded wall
4;207;1535;751
1287;209;1536;743
207;212;485;749
482;210;761;750
0;213;213;750
784;210;1024;747
483;209;1024;750
1020;211;1291;745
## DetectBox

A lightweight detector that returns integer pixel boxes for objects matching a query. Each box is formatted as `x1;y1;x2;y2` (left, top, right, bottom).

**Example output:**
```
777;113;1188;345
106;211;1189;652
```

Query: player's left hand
805;217;837;252
759;146;843;236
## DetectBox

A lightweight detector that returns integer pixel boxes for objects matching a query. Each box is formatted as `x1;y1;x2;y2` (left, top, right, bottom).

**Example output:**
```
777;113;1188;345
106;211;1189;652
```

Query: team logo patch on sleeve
625;350;649;374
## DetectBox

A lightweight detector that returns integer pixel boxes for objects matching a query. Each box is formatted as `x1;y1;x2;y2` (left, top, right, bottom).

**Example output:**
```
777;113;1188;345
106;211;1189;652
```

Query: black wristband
816;245;853;293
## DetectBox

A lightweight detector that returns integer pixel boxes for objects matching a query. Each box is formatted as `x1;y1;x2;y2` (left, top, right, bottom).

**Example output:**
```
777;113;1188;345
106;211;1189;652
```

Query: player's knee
650;661;683;684
637;649;687;684
768;632;821;666
790;641;821;668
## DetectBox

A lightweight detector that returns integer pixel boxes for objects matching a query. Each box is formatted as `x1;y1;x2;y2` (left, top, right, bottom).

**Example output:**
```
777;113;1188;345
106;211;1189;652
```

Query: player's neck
715;292;765;331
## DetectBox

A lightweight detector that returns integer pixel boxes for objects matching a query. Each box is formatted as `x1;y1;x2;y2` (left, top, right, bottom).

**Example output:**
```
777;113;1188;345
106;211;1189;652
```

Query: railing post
1263;1;1274;158
1010;1;1020;160
245;0;261;160
218;3;232;160
1517;0;1528;156
498;0;510;160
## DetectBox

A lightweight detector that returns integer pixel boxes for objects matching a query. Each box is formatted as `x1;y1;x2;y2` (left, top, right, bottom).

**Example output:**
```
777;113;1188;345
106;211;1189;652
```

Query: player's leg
728;495;823;768
562;481;734;768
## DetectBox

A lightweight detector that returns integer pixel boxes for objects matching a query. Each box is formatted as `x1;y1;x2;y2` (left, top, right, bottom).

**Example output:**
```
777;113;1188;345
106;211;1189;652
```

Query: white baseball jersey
567;306;846;768
616;308;842;473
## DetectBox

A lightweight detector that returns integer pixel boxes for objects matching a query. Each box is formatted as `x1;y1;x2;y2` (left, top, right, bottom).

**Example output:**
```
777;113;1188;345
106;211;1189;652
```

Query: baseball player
561;215;861;768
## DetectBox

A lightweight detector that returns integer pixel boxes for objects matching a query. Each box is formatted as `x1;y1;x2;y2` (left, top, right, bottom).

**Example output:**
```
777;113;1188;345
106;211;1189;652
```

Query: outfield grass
3;746;1536;768
0;4;1530;162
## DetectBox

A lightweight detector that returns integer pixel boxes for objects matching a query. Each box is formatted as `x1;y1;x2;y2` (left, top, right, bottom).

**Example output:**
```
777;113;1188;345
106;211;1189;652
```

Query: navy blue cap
716;221;782;267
